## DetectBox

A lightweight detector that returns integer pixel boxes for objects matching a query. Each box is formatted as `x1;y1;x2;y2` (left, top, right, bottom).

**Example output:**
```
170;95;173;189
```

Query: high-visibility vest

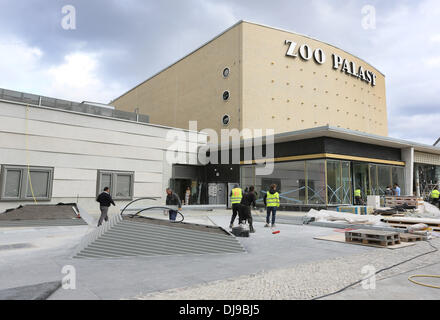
231;188;243;204
354;189;361;197
266;191;280;207
431;189;440;199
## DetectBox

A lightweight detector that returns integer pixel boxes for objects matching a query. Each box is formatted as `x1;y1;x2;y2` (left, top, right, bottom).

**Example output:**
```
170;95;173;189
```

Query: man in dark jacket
96;187;115;227
240;186;257;233
166;188;182;221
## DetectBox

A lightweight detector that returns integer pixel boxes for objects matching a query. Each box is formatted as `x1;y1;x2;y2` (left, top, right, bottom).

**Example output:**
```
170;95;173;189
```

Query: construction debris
306;209;388;227
414;202;440;219
385;196;424;209
380;216;440;232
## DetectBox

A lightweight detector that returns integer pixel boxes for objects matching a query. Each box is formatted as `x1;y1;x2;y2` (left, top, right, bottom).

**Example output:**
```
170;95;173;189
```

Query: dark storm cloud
0;0;238;86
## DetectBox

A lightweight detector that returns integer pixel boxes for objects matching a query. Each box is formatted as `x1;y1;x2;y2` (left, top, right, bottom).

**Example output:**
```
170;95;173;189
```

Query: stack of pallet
345;229;400;247
399;233;425;242
385;196;424;208
381;216;440;232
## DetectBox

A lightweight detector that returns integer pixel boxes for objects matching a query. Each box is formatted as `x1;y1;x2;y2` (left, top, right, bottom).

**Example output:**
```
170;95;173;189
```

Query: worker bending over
239;186;256;233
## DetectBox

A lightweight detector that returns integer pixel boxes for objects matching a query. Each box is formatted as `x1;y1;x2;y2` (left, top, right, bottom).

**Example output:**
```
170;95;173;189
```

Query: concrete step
74;217;245;259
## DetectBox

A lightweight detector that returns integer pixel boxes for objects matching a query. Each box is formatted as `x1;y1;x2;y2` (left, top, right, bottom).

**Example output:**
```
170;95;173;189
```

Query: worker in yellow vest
354;187;363;205
264;184;280;228
430;187;440;208
229;184;243;229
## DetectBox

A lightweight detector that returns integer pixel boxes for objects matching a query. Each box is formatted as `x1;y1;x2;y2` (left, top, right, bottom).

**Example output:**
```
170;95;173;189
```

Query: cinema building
111;20;440;209
1;21;440;213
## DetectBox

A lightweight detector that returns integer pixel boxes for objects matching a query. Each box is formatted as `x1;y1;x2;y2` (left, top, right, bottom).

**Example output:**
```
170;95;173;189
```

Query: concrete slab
326;263;440;300
0;281;61;300
6;210;427;300
3;213;377;299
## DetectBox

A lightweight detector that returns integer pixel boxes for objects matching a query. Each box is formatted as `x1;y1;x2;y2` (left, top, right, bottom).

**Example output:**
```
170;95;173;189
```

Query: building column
435;166;440;185
414;163;420;197
401;147;414;196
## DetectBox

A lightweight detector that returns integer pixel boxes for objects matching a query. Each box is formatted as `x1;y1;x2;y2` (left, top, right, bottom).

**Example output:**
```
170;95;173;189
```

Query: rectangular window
97;170;134;200
0;165;53;201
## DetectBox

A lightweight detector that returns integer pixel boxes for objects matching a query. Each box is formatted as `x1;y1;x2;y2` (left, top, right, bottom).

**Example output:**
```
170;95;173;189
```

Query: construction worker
165;188;182;221
264;184;280;228
385;185;393;196
96;187;115;227
229;184;243;229
393;183;401;196
430;187;440;208
354;187;363;205
239;185;256;233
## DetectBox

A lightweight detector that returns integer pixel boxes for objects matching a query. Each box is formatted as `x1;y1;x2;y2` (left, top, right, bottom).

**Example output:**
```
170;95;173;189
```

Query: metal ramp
74;215;245;259
0;204;88;228
0;219;87;228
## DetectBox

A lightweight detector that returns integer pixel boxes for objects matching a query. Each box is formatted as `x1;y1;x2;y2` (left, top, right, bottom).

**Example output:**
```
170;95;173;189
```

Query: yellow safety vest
431;189;440;199
266;192;280;207
231;188;243;204
354;189;361;197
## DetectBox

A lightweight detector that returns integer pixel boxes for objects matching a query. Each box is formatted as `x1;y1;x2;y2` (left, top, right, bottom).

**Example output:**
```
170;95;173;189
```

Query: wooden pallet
345;229;400;247
399;233;425;242
385;196;424;208
384;221;440;232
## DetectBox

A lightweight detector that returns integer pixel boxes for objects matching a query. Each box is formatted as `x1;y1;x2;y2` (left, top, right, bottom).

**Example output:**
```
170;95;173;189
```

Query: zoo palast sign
284;40;377;87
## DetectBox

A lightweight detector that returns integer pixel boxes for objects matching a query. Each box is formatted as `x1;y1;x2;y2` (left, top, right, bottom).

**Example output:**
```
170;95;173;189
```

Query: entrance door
170;179;192;205
353;163;370;202
208;183;227;205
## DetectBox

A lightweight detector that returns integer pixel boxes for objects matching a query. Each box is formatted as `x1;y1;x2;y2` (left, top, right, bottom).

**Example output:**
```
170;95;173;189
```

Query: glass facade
240;159;405;206
306;160;326;205
251;161;307;204
327;160;352;205
369;164;405;196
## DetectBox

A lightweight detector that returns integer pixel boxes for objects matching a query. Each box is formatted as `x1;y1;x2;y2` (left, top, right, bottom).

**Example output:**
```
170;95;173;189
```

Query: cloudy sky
0;0;439;144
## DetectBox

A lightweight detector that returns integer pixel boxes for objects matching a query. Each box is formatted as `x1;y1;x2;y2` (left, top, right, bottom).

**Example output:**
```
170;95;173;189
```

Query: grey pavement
0;281;61;300
135;237;440;300
0;209;438;300
326;262;440;300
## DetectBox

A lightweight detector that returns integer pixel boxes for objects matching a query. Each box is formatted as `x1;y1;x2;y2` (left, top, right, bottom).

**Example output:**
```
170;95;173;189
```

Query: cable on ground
312;240;439;300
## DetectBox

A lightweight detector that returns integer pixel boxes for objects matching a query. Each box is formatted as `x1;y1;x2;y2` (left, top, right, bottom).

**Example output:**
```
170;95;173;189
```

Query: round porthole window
222;68;230;78
223;90;230;101
222;114;230;126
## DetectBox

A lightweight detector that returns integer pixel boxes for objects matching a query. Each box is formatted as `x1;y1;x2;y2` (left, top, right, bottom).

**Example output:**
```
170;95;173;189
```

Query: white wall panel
53;167;97;181
0;149;163;173
0;132;164;162
0;101;205;215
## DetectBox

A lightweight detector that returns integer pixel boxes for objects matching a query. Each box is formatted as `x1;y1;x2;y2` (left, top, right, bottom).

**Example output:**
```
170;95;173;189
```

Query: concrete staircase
74;215;245;259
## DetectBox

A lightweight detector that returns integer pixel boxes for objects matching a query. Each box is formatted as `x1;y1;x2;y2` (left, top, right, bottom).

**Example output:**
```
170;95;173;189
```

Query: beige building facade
112;21;388;137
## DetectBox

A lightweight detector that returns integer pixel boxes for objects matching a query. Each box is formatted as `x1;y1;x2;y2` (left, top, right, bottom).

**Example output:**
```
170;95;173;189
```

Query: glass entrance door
353;163;370;202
